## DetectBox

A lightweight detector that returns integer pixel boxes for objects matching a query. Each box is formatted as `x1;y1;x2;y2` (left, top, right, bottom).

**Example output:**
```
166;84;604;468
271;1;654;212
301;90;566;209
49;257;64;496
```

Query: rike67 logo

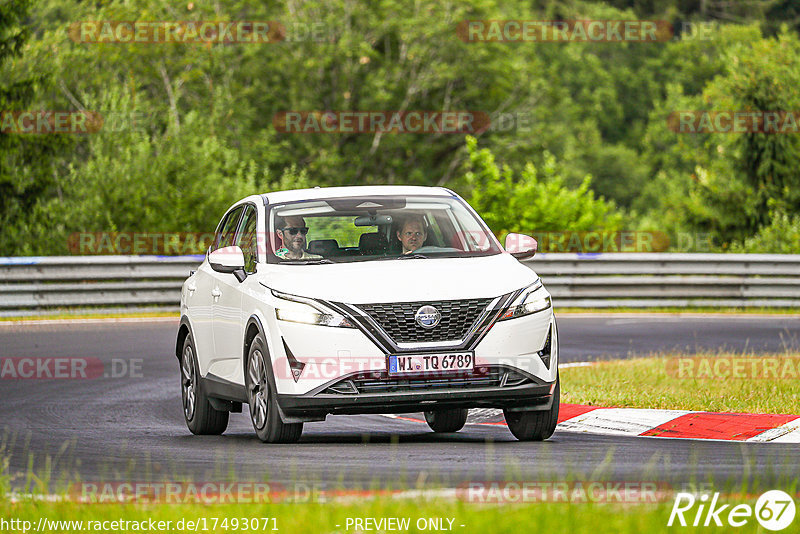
668;490;796;530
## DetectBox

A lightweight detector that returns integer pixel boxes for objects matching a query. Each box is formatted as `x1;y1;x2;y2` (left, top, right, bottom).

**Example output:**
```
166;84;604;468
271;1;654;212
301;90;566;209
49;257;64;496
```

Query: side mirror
505;233;537;260
208;246;247;282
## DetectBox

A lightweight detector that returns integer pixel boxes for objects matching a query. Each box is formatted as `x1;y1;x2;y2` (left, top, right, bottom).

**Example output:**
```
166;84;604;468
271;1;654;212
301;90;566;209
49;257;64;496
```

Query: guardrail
532;253;800;308
1;253;799;314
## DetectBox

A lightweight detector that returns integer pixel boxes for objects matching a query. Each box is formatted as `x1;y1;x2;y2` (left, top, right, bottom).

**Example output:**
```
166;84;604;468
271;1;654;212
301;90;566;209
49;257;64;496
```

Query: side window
212;206;243;252
235;206;258;273
423;213;444;247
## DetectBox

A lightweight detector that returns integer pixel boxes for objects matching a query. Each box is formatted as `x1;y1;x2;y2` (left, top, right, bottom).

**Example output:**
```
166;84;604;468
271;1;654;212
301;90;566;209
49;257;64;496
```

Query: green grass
557;306;800;315
0;492;778;533
561;353;800;414
0;310;179;322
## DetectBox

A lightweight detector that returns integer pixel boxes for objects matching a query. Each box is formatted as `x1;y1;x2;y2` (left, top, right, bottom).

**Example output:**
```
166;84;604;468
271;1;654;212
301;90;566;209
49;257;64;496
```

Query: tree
459;136;624;247
0;0;73;253
636;25;800;248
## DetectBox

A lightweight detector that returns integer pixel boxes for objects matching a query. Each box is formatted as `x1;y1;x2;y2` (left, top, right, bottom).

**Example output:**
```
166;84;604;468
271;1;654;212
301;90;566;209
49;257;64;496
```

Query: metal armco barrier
1;253;799;314
0;256;201;312
531;253;800;308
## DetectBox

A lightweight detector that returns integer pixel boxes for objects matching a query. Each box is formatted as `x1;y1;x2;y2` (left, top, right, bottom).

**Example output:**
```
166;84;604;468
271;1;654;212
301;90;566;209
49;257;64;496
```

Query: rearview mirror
208;246;247;281
505;233;537;260
354;214;393;227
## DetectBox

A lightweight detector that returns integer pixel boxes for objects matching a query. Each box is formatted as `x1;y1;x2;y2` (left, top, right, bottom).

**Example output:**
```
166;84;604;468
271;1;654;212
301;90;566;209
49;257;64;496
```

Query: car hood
260;253;539;303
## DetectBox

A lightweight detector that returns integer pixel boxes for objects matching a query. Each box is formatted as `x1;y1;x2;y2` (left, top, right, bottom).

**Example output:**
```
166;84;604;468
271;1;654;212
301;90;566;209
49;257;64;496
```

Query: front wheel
246;335;303;443
424;408;469;433
503;377;560;441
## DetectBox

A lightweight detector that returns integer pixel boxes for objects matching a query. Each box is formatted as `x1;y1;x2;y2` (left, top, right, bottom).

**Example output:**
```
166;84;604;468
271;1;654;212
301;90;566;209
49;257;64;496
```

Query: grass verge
557;306;800;315
561;353;800;414
0;310;179;322
0;494;776;534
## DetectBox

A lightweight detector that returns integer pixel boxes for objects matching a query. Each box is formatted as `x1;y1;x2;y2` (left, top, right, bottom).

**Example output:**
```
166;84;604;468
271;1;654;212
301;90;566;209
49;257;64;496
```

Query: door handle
211;287;221;300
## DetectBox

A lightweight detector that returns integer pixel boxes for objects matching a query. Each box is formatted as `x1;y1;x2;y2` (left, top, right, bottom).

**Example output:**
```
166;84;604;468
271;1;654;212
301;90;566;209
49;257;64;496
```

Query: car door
205;205;244;381
188;209;238;377
210;205;257;383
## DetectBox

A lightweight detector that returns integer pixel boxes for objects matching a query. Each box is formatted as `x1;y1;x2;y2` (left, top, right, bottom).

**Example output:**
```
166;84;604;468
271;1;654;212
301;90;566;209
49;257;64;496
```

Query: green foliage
26;90;262;255
4;0;800;255
306;217;376;248
460;136;624;239
638;26;800;248
0;0;74;254
730;210;800;253
711;33;800;224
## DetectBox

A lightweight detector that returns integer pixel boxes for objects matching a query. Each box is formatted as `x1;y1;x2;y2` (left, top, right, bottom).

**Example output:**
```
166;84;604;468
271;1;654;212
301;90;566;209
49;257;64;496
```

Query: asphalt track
1;315;799;492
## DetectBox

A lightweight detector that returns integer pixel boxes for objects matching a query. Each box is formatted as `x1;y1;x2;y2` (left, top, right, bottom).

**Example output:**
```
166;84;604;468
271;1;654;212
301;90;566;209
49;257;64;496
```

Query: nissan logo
415;305;441;329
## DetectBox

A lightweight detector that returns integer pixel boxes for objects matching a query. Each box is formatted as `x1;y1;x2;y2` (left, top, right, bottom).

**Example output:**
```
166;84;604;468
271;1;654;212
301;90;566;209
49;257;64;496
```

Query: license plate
387;352;474;376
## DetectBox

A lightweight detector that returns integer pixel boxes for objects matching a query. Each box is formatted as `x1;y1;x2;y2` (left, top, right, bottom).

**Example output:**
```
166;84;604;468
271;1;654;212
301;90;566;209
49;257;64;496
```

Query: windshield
266;195;501;264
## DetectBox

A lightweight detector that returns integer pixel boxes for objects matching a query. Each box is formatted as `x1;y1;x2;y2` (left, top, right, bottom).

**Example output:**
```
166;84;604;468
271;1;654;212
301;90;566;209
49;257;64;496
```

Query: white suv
177;186;559;443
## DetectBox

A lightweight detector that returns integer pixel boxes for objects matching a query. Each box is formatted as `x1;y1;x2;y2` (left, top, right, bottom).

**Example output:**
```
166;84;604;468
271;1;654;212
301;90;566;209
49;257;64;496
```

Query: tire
503;376;560;441
424;408;469;433
246;335;303;443
181;334;229;435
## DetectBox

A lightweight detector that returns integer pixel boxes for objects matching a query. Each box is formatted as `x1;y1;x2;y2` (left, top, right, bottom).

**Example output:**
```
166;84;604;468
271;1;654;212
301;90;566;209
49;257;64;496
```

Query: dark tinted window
236;205;258;273
212;206;243;252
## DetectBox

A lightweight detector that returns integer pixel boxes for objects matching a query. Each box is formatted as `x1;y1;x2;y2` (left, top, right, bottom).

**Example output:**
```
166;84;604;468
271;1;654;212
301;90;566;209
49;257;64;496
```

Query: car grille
356;298;493;343
322;367;532;395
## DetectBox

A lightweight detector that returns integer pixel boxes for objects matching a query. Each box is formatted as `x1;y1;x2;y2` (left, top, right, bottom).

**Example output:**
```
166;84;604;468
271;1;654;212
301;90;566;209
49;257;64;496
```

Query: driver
396;215;427;254
275;216;322;260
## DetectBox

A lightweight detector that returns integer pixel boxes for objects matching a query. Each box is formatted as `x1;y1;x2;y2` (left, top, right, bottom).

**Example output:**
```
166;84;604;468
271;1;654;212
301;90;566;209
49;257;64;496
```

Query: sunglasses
282;227;309;236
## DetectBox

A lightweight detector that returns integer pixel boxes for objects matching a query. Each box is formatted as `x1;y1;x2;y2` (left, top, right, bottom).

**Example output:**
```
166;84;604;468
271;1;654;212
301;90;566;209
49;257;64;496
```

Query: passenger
275;216;322;260
396;215;428;254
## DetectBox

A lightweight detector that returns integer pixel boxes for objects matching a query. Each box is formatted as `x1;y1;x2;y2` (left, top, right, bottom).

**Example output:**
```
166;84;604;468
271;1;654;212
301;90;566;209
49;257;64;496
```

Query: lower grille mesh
322;367;532;395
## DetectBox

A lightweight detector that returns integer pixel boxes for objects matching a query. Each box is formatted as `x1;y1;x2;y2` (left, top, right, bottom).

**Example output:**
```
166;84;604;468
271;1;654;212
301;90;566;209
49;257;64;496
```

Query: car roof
260;185;456;205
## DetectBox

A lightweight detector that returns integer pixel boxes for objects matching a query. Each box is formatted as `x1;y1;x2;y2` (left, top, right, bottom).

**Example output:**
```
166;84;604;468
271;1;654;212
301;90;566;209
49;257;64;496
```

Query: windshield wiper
374;253;430;261
282;258;335;265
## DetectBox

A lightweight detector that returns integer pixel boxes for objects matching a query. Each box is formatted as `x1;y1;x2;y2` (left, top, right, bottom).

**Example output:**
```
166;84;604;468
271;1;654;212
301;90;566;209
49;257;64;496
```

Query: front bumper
277;369;556;418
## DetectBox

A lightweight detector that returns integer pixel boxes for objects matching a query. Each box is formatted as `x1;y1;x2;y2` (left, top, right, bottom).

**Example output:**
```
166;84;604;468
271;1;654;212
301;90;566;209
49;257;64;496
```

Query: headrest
359;232;388;254
308;239;339;256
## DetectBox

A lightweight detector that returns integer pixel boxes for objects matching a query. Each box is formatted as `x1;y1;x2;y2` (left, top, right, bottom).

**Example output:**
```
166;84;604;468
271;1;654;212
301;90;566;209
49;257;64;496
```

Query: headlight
271;289;355;328
498;280;551;321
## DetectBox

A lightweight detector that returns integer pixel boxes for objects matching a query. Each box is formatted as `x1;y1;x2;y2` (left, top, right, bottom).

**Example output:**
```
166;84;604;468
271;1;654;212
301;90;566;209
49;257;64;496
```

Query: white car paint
181;186;557;398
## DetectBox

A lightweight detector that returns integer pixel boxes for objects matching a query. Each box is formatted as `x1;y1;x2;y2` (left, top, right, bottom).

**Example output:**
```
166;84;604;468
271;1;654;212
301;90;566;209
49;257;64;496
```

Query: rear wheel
503;377;560;441
246;335;303;443
424;408;469;433
181;335;229;435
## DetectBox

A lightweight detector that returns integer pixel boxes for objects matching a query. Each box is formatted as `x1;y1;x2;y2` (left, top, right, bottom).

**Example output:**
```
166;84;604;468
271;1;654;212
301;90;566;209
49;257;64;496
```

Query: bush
29;90;309;255
730;210;800;253
459;136;625;246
